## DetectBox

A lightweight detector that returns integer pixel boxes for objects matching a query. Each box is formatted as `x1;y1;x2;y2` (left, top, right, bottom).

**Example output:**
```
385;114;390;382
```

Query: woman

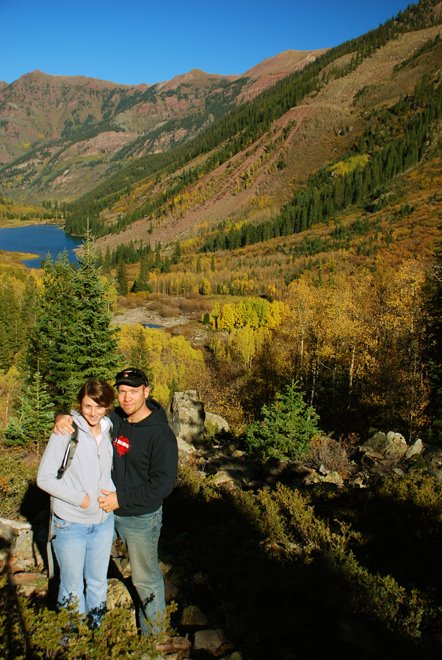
37;379;115;627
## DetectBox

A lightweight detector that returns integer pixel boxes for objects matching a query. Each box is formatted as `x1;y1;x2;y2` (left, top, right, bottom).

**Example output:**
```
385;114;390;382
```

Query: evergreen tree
27;237;120;409
116;261;129;295
4;370;55;454
172;241;181;264
70;235;121;388
120;324;153;381
103;246;112;273
0;277;19;370
131;256;152;293
19;276;39;343
245;382;321;461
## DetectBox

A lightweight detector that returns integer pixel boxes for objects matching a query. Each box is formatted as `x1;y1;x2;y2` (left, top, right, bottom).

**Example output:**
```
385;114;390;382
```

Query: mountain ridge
0;0;440;268
0;48;326;196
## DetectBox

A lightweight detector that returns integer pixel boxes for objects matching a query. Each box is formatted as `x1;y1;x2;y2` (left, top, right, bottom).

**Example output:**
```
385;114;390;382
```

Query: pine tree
245;382;321;461
19;276;39;342
0;276;20;369
172;241;181;264
131;256;151;292
116;261;129;295
70;234;121;389
4;370;55;454
26;236;121;409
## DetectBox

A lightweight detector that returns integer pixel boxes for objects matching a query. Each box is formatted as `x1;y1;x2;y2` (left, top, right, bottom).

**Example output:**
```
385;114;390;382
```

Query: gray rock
193;628;233;656
362;431;408;460
181;604;209;628
170;390;205;443
405;438;423;459
106;577;133;609
205;411;230;435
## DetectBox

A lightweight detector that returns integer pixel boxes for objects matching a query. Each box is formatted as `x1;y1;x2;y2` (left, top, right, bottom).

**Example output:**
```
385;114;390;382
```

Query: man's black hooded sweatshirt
109;399;178;517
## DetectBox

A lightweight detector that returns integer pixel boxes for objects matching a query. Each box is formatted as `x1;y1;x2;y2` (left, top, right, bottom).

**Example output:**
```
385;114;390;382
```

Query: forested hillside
61;0;441;246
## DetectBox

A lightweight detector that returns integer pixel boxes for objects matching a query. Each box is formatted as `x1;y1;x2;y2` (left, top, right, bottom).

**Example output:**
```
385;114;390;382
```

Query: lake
0;224;83;268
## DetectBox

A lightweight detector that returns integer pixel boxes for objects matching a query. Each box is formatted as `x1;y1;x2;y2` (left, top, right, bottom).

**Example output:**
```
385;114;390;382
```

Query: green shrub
0;580;177;659
245;382;321;461
378;471;442;515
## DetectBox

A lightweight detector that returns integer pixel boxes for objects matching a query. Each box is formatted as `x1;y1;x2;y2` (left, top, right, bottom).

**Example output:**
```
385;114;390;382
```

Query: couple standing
37;367;178;636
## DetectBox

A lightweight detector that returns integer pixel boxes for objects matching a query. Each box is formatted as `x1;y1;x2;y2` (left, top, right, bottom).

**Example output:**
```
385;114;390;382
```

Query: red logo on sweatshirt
113;435;130;456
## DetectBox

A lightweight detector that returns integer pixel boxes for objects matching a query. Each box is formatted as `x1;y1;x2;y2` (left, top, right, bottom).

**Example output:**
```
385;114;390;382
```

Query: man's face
117;384;150;419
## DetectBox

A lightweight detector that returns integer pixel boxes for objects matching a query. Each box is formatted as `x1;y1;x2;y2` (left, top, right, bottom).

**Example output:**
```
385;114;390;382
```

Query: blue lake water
0;224;83;268
142;323;161;329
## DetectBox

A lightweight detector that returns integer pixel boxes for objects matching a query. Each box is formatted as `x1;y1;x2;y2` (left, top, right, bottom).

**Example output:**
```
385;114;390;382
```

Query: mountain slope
0;50;325;201
75;9;441;256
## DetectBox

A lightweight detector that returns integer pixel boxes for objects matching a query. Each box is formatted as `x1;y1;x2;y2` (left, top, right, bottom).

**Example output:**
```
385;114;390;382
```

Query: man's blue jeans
52;513;114;625
115;507;165;635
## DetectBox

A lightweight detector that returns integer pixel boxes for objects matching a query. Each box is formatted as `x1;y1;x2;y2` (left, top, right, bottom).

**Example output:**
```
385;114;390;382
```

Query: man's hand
80;494;91;509
98;489;119;512
53;414;75;435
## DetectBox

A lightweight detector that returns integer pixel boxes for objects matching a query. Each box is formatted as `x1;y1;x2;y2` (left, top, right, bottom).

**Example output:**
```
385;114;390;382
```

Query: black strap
56;423;79;479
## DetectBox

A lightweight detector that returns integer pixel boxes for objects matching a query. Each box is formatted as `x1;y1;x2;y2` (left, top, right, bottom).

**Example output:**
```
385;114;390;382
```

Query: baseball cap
115;368;149;388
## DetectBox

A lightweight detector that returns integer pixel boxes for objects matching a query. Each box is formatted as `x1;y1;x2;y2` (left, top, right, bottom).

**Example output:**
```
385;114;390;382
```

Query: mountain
0;0;441;272
59;0;440;260
0;50;325;201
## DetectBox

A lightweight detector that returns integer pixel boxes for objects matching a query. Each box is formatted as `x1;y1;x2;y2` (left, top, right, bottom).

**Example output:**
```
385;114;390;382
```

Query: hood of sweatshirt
113;398;169;427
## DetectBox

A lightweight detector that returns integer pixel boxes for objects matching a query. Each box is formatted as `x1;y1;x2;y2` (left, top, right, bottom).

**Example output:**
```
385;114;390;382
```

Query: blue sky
1;0;415;85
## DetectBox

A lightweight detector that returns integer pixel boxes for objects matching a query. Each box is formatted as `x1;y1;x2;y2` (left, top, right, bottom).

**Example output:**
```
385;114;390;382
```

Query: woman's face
81;395;108;429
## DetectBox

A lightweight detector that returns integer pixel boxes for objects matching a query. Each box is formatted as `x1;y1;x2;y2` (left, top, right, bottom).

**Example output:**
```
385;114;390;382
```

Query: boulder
0;516;45;569
405;438;424;459
193;628;233;656
181;604;209;628
362;431;408;460
205;411;230;435
169;390;205;443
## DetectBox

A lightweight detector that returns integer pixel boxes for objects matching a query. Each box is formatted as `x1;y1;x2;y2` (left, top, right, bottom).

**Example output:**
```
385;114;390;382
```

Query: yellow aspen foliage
117;324;206;406
0;366;21;428
217;303;239;331
211;298;284;333
208;303;221;329
381;259;426;336
210;335;229;363
329;154;370;177
198;278;212;295
228;326;270;368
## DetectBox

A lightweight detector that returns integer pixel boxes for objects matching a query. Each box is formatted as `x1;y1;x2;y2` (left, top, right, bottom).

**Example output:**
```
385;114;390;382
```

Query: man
55;367;178;637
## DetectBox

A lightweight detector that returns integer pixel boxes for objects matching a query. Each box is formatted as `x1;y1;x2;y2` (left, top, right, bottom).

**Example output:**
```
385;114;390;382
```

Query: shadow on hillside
309;485;442;599
19;482;61;605
162;479;442;660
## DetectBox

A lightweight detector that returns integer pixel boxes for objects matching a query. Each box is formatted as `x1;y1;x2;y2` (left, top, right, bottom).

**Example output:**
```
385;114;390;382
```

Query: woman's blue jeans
115;507;165;635
52;513;114;626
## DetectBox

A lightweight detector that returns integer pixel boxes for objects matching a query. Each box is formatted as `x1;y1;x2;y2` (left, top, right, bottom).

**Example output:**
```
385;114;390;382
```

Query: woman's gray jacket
37;410;114;524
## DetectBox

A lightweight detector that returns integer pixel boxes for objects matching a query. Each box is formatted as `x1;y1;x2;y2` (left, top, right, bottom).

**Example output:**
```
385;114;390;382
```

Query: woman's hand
80;494;91;509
